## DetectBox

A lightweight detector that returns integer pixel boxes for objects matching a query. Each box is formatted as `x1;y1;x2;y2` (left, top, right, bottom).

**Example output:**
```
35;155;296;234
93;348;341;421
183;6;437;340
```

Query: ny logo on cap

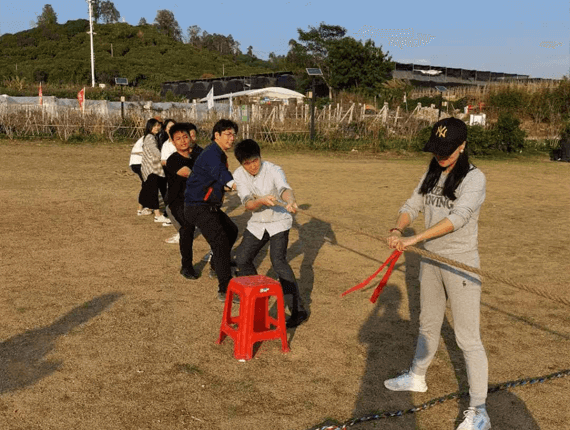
436;126;448;138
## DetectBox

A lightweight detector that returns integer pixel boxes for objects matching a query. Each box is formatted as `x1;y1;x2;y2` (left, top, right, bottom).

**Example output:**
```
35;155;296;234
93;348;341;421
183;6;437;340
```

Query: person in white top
129;136;144;179
129;136;152;215
233;139;308;329
160;119;177;166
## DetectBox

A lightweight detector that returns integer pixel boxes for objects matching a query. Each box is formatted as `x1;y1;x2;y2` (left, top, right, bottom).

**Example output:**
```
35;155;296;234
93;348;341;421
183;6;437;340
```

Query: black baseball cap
423;117;467;157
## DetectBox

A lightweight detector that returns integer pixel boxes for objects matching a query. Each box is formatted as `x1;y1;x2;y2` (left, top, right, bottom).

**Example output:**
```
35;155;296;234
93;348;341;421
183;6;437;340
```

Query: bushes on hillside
488;88;528;112
486;80;570;126
467;112;527;155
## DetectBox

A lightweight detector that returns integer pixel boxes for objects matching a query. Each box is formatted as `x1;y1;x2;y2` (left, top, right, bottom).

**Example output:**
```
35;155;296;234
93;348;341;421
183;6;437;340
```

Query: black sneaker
180;267;198;280
286;309;308;328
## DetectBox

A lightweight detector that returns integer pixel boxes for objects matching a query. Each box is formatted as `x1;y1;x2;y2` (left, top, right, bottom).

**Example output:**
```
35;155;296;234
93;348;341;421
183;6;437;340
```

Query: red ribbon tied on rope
341;250;403;303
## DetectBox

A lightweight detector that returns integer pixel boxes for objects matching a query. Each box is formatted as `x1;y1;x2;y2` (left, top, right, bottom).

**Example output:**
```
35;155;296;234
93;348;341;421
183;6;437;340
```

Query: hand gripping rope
266;202;570;428
266;203;570;429
279;202;570;308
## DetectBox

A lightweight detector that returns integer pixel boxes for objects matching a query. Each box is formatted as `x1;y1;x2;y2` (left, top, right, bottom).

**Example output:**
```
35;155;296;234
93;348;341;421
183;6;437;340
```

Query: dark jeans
168;199;195;270
235;229;303;311
184;205;238;293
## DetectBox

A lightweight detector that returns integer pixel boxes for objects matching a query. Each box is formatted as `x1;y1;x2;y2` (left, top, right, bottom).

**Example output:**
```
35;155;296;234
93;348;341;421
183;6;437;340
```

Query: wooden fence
0;97;448;142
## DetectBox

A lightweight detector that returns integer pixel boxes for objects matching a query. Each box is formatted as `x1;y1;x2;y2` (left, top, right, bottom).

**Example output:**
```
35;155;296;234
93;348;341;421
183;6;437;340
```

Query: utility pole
310;77;316;140
87;0;96;88
306;68;323;141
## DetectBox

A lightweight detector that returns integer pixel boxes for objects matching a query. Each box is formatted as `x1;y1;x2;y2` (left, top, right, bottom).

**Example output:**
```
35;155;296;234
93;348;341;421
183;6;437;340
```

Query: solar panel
306;68;323;76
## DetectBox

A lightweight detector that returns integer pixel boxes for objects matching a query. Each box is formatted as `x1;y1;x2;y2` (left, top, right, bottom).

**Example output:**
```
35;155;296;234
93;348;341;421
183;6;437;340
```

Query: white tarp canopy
419;70;442;76
200;86;305;102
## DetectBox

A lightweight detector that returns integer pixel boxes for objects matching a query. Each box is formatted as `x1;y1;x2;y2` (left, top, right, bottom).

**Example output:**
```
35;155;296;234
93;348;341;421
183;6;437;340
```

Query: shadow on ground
0;293;122;394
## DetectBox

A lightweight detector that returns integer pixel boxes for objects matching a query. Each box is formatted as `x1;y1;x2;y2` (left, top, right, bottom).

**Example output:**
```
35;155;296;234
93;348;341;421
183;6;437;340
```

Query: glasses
221;131;237;138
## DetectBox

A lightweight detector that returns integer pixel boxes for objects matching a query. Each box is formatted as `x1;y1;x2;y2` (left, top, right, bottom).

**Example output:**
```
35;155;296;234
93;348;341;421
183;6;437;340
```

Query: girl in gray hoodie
384;117;490;430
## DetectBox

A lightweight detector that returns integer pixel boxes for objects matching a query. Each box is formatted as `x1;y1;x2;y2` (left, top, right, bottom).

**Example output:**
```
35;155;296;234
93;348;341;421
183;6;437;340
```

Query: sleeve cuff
447;214;463;230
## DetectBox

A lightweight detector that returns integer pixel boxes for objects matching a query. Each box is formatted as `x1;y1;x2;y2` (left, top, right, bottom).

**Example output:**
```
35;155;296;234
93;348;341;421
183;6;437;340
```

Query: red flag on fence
77;87;85;113
38;83;43;106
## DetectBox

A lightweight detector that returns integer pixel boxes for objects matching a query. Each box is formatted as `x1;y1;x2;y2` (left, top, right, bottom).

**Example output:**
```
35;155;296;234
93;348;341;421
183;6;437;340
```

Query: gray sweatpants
411;255;488;407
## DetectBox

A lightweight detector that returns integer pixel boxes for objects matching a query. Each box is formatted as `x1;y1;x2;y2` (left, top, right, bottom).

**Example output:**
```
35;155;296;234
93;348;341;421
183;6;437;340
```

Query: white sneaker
137;208;152;216
154;215;169;223
456;407;491;430
162;220;172;227
384;370;427;392
165;233;180;244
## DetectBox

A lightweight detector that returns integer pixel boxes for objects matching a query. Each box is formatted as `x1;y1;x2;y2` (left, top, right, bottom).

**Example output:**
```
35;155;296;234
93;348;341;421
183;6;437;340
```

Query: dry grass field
0;141;569;429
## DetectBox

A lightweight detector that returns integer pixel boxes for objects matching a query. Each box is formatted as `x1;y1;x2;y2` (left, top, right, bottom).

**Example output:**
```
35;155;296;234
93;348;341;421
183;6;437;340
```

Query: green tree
327;38;392;95
37;4;58;26
154;10;182;42
293;23;346;96
201;32;240;56
187;25;201;46
288;22;393;97
87;0;101;23
100;1;120;24
138;17;148;26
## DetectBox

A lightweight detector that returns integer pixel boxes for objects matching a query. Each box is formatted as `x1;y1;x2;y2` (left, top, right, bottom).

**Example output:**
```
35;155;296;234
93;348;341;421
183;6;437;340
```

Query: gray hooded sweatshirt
399;165;486;259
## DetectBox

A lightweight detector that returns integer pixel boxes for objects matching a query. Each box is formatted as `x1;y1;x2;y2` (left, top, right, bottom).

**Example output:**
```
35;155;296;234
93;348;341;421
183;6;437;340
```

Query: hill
0;20;276;92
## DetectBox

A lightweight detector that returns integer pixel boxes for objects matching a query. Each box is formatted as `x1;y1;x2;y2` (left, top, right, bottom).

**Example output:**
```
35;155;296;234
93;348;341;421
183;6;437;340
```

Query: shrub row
486;80;570;125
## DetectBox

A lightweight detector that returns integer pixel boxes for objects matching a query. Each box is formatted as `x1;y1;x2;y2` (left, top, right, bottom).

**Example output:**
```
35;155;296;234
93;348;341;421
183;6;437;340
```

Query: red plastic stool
216;275;290;360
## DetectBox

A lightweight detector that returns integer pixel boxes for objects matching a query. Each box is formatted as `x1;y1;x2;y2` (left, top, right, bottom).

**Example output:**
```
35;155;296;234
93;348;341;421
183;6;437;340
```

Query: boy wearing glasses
184;119;239;301
233;139;308;328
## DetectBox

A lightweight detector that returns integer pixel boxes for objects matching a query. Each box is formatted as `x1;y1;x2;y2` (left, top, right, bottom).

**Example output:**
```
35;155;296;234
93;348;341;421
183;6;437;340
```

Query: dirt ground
0;141;569;430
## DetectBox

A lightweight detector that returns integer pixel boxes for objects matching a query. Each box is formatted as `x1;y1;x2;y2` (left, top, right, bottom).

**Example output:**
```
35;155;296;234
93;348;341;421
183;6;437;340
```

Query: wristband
389;227;403;234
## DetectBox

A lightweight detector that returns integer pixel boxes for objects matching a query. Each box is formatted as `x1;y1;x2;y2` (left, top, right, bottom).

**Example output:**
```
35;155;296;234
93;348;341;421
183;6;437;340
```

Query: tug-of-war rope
282;205;570;428
285;204;570;308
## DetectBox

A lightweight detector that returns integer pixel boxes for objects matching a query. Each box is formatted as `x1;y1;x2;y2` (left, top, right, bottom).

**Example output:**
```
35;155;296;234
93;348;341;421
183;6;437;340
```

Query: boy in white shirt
233;139;308;328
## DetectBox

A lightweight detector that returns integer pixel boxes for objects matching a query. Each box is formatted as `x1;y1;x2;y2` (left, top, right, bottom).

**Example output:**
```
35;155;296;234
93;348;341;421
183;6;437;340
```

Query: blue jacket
184;142;233;206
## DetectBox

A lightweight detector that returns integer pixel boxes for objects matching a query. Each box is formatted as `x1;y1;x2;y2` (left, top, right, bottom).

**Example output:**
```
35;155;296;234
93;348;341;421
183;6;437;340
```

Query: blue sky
1;0;568;79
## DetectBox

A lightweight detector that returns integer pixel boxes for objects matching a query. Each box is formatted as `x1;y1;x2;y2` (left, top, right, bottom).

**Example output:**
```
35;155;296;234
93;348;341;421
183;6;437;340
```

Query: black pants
130;164;143;182
184;205;238;293
235;229;303;312
168;199;195;270
138;174;166;210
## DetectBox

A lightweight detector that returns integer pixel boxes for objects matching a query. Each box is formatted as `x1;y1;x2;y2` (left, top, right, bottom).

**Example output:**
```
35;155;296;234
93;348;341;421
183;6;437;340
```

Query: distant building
161;72;297;101
391;62;557;88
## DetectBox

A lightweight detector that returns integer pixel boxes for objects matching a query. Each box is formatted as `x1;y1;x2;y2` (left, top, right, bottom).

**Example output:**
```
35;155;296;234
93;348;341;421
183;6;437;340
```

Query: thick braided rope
289;206;570;308
310;369;570;430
